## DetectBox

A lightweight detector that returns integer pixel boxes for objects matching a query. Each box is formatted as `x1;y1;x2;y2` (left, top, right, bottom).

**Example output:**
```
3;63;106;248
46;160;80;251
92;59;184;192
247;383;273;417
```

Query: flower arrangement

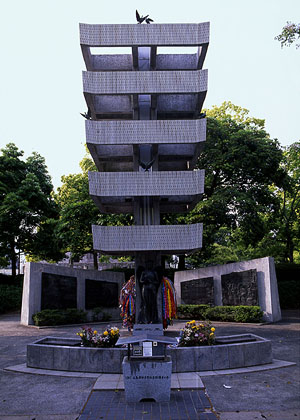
178;320;215;347
76;326;120;348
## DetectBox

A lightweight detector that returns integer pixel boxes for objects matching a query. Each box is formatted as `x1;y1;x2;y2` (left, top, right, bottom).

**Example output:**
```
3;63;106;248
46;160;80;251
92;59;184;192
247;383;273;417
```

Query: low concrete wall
27;334;272;373
174;257;281;322
21;262;125;326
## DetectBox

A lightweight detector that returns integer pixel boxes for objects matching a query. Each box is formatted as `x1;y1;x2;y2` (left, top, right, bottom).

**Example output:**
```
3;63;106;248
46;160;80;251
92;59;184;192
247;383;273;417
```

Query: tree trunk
93;251;99;270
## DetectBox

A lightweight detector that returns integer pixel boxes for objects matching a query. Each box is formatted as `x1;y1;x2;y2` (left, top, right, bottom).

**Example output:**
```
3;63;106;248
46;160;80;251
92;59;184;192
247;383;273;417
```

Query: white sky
0;0;299;189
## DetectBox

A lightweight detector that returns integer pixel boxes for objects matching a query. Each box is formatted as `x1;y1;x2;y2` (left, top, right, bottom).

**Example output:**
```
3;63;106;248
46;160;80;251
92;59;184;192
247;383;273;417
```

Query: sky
0;0;299;189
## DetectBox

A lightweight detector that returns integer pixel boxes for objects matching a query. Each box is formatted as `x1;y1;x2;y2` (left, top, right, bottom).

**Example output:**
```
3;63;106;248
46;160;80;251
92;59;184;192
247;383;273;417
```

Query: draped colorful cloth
119;275;177;330
161;276;177;329
119;275;136;329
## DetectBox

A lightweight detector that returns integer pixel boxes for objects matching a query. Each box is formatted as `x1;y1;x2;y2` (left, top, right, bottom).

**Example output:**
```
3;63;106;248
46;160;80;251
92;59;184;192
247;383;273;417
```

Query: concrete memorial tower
80;21;209;326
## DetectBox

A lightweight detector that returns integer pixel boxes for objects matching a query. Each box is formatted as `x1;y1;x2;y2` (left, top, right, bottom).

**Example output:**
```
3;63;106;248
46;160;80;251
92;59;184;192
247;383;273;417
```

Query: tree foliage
55;151;132;267
275;22;300;49
0;143;60;275
183;102;288;266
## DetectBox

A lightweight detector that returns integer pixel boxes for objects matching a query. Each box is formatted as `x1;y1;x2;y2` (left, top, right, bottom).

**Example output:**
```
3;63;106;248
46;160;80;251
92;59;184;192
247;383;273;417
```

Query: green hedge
0;284;23;314
177;304;263;323
277;281;300;309
276;263;300;282
32;308;87;326
275;264;300;309
0;273;23;287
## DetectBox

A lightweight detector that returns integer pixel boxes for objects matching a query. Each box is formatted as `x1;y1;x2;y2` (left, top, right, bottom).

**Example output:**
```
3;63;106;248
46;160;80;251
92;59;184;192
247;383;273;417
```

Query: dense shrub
177;304;263;323
275;264;300;309
0;273;23;287
0;284;23;314
276;263;300;282
177;304;210;320
277;281;300;309
32;308;87;326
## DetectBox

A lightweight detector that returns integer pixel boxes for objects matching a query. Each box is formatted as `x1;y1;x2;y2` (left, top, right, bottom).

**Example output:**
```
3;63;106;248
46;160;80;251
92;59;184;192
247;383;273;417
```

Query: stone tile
102;349;122;373
175;348;195;372
244;340;272;366
166;347;177;372
39;346;54;369
177;372;200;380
195;346;213;371
212;345;229;370
178;378;204;389
198;370;217;376
93;380;119;390
4;363;27;373
101;374;121;382
27;344;40;367
228;343;245;368
68;347;86;372
171;380;180;389
84;348;104;373
53;346;69;371
116;379;125;390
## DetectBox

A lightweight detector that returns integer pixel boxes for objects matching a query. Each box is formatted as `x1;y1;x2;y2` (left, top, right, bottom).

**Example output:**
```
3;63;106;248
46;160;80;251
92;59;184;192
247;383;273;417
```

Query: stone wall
174;257;281;322
21;262;125;325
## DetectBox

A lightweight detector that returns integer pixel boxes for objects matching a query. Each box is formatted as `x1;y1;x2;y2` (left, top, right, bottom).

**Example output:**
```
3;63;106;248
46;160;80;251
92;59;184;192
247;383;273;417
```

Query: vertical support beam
132;47;138;69
81;45;93;71
150;46;157;70
197;43;208;69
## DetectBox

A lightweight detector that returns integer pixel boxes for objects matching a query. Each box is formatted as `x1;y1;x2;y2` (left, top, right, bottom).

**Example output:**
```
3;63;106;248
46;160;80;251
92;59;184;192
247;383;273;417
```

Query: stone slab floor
79;389;217;420
0;310;299;419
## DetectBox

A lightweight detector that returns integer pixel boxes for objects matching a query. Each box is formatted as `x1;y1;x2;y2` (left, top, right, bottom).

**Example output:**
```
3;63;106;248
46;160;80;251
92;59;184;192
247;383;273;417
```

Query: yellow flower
94;330;98;334
211;327;215;332
191;320;196;323
79;333;83;337
210;332;214;337
103;331;109;336
200;324;204;328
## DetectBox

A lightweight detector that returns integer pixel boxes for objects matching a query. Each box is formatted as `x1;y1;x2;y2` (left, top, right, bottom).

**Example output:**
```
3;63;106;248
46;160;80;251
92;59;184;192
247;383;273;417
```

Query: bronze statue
137;262;162;324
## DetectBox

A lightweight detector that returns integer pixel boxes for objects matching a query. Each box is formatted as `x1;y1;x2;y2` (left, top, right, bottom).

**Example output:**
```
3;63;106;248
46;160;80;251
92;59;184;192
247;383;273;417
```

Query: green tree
183;102;286;267
275;22;300;48
273;142;300;262
0;143;60;275
55;152;132;268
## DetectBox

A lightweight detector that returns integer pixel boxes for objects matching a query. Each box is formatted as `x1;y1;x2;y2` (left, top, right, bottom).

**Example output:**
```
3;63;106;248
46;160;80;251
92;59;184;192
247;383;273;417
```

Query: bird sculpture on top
80;107;91;120
136;10;154;24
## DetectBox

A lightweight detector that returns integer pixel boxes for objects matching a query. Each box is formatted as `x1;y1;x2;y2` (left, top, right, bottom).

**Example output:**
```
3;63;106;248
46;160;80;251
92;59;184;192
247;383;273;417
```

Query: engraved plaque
41;273;77;310
85;279;118;309
180;277;214;305
221;269;258;306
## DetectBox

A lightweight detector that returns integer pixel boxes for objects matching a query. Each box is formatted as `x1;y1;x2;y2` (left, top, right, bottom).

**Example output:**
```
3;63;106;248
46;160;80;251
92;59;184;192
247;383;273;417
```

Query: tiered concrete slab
92;223;203;255
80;23;209;265
89;170;205;213
80;23;210;47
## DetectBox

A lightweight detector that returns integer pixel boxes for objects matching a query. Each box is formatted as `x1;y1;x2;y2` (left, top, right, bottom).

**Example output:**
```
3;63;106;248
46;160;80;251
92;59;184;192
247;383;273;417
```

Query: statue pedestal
122;356;172;402
133;324;163;336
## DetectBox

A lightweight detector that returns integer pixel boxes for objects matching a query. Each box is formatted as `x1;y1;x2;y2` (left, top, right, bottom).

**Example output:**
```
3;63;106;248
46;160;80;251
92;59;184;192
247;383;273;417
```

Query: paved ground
80;389;217;420
0;310;299;420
